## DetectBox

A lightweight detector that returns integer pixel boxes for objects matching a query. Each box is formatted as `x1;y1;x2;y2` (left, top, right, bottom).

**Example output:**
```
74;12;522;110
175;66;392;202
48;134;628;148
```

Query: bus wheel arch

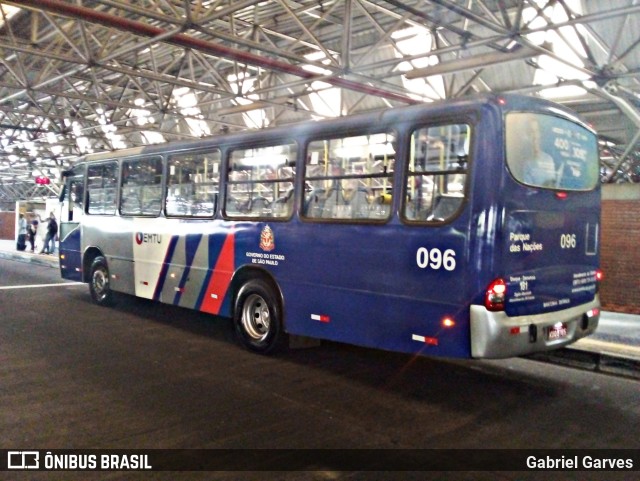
82;247;103;283
231;267;287;354
84;248;114;306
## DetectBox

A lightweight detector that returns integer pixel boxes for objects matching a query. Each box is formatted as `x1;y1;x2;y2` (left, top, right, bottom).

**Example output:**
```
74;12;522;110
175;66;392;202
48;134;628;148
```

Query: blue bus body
59;94;601;359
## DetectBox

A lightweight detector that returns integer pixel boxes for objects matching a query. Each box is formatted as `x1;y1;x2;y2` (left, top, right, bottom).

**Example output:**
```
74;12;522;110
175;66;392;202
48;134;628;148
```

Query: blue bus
58;94;602;359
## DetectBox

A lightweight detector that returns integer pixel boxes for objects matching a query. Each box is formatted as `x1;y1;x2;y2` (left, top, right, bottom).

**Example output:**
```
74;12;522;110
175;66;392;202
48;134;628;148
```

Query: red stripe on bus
200;233;235;315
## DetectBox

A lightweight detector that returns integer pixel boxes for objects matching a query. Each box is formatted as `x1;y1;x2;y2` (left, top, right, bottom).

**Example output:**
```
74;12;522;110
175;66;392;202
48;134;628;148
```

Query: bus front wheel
234;279;286;354
89;256;114;306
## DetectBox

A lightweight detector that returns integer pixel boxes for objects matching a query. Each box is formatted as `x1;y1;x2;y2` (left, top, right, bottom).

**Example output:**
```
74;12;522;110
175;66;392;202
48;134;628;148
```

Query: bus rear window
506;113;599;191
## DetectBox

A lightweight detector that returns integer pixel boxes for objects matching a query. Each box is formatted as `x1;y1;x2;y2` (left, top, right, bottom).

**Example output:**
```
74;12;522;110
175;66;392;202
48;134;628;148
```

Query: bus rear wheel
89;256;114;306
234;279;286;354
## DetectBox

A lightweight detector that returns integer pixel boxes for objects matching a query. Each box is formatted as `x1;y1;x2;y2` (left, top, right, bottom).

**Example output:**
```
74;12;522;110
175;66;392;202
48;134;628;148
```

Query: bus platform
0;238;638;378
0;238;59;268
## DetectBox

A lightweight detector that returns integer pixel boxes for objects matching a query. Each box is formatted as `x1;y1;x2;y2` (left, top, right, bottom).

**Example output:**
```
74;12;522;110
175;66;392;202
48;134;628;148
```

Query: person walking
40;212;58;255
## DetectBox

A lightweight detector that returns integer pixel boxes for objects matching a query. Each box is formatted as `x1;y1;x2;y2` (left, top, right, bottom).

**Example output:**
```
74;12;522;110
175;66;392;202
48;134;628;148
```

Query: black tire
89;256;114;306
233;279;286;354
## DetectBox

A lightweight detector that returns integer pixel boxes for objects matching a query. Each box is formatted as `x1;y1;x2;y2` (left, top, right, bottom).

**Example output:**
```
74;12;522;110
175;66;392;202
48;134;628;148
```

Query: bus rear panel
470;101;600;358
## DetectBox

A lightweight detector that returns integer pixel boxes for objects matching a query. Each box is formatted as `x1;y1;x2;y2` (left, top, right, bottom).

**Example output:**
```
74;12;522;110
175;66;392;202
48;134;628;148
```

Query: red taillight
485;278;507;312
595;269;604;282
595;268;603;292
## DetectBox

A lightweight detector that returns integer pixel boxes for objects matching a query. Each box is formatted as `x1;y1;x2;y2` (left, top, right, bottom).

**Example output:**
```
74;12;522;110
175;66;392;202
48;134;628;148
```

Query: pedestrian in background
27;215;39;252
40;212;58;255
16;213;27;251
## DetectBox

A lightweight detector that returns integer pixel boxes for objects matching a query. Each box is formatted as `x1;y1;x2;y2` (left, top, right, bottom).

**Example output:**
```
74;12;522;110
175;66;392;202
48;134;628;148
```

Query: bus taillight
485;278;507;312
595;268;604;292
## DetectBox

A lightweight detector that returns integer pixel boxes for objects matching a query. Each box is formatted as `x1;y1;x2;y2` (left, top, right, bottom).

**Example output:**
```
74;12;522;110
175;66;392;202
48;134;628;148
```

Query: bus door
59;165;85;281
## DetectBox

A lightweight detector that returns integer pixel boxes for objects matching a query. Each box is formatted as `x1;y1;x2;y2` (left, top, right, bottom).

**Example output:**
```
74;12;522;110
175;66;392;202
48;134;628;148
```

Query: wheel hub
242;293;271;341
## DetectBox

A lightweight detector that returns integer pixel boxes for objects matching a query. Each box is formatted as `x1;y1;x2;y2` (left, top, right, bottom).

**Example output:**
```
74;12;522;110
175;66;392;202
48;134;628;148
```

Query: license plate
547;323;568;340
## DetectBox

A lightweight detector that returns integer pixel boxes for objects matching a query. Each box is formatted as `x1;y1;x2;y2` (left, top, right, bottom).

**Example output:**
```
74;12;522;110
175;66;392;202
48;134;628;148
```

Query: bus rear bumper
470;296;600;359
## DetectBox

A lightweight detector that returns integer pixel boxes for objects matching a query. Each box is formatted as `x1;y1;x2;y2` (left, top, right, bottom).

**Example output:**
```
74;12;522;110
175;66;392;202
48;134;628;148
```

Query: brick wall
0;211;14;240
600;185;640;314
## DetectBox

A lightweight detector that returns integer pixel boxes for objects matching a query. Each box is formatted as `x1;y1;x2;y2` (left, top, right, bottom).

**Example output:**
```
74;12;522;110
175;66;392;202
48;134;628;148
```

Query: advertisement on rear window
506;113;599;191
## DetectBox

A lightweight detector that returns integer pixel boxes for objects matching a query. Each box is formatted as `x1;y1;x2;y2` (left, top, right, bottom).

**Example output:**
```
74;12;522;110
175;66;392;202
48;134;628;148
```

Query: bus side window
87;161;118;215
224;142;297;219
304;133;395;221
166;150;221;217
404;124;470;223
120;157;163;217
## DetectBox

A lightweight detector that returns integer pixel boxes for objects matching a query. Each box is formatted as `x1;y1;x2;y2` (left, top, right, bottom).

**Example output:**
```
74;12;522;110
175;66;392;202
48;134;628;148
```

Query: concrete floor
0;257;638;481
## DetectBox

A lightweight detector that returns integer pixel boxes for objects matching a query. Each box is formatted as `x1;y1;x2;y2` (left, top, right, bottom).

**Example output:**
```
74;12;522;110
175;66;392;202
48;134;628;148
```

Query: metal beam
7;0;419;105
404;45;542;79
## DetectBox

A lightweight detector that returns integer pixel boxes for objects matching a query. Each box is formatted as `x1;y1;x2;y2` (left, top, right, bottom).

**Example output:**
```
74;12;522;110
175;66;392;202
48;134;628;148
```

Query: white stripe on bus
0;282;84;290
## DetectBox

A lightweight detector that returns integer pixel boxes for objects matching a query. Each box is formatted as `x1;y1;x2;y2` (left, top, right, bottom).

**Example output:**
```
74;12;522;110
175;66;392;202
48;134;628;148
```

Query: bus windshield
505;112;599;191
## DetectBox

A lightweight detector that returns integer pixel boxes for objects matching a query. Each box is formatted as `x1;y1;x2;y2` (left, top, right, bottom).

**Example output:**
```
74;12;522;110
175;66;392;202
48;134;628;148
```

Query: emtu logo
135;232;163;245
